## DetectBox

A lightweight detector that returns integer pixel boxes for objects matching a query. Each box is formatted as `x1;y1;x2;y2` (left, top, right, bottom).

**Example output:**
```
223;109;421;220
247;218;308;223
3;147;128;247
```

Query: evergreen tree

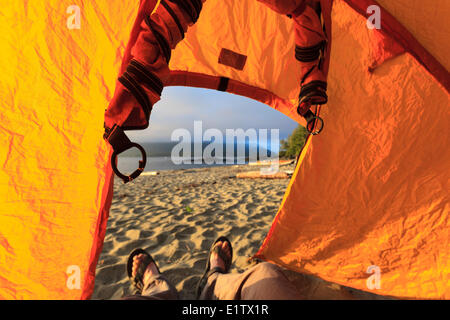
279;125;308;159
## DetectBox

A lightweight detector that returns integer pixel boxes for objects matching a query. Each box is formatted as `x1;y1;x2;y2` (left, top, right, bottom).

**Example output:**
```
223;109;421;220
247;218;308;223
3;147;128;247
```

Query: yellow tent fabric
0;1;138;299
0;0;448;299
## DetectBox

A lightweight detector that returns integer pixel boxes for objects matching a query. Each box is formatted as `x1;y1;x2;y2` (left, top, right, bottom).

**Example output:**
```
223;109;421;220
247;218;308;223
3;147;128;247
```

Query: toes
210;242;220;258
132;254;144;276
221;242;231;257
211;240;231;262
133;255;141;266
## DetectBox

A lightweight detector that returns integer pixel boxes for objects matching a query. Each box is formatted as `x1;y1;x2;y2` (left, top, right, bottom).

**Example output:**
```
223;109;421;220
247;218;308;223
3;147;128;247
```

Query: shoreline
117;156;296;173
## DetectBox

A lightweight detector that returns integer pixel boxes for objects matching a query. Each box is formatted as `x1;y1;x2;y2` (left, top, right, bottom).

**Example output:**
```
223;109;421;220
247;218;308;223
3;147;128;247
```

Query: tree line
279;125;308;159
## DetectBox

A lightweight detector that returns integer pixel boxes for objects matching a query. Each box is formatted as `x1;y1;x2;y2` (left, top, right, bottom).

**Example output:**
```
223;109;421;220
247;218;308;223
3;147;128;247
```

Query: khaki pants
123;262;301;300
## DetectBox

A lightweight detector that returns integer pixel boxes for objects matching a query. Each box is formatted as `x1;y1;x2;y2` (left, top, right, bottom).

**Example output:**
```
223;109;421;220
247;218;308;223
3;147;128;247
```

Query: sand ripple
92;164;292;299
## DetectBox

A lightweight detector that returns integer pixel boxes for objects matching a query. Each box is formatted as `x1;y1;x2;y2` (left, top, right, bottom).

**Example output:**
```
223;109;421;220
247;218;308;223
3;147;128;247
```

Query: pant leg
199;262;302;300
122;274;179;300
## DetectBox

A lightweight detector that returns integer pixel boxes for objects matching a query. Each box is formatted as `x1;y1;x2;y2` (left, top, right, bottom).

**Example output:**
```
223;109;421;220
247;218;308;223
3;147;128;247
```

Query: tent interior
0;0;448;299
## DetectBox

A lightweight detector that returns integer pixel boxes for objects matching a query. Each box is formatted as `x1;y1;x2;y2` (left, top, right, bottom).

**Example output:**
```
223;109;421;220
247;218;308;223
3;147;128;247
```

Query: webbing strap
295;41;325;62
299;81;328;105
300;81;327;98
103;124;133;155
144;16;171;63
160;0;185;40
118;72;152;120
189;0;203;20
168;0;202;23
127;59;163;96
170;0;194;22
217;77;229;92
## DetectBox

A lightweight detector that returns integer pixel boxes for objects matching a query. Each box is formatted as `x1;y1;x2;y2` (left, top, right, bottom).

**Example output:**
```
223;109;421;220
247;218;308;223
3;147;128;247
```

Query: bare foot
209;241;231;272
132;254;159;286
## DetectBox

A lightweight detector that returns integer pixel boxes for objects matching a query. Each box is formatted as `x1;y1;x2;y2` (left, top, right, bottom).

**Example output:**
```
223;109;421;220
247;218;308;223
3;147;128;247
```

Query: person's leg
200;262;302;300
197;240;233;300
122;253;179;300
123;274;179;300
198;239;301;300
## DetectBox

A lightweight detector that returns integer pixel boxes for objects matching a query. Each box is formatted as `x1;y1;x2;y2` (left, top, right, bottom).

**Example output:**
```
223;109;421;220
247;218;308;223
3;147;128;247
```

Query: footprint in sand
95;264;126;285
114;239;149;256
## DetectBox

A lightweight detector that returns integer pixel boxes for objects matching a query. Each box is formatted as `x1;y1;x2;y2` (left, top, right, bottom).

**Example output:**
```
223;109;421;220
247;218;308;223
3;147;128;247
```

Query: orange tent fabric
256;0;449;299
0;0;448;299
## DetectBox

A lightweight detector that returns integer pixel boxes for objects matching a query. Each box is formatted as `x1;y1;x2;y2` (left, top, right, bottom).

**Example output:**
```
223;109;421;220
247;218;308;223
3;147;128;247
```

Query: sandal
196;236;233;299
126;248;160;294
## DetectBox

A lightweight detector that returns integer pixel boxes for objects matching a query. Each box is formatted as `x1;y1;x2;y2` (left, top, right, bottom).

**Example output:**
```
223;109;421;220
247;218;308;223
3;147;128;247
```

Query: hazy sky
127;86;298;143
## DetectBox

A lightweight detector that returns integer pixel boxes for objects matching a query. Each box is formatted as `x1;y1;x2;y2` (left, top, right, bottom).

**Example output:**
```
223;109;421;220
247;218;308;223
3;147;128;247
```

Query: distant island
120;125;307;161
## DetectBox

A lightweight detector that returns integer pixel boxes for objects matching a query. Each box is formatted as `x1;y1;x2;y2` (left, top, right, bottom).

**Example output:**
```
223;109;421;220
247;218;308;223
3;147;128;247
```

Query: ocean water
116;156;248;173
116;141;278;173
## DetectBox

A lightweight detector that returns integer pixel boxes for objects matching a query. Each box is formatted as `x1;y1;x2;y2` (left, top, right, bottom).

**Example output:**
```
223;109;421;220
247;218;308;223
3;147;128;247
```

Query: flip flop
196;236;233;299
126;248;160;294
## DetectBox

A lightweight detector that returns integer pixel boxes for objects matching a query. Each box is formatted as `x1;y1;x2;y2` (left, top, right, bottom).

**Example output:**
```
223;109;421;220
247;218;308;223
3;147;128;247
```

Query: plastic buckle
104;124;147;183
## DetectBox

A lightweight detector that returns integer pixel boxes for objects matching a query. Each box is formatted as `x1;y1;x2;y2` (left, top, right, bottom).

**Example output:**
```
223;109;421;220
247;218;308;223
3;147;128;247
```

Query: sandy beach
92;163;387;300
92;163;294;299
